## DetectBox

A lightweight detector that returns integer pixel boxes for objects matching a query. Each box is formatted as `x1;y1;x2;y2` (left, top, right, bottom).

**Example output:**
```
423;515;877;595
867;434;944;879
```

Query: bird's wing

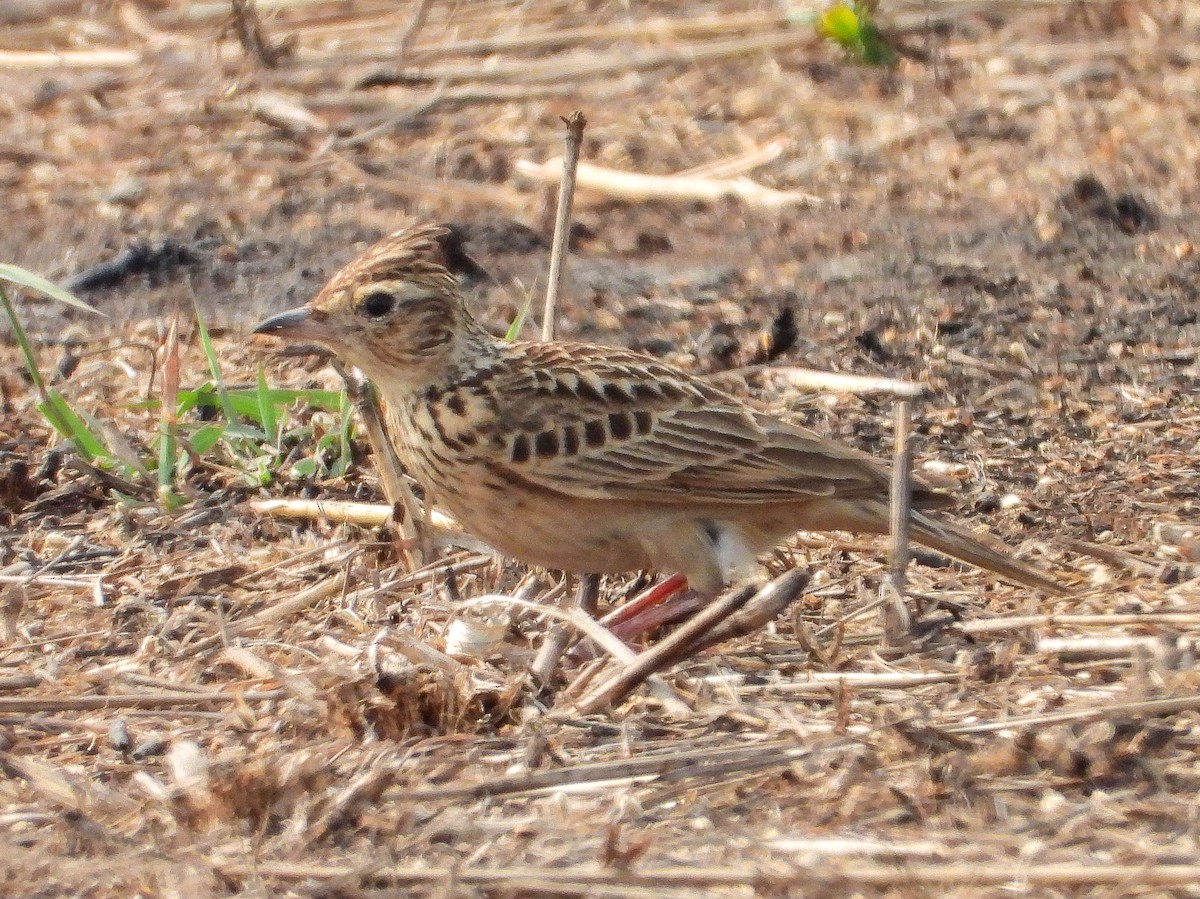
475;342;897;505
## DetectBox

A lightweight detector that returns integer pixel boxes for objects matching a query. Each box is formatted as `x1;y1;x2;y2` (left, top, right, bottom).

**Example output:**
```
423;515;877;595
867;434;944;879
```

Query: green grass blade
0;283;49;399
37;390;108;461
504;294;533;341
256;366;280;445
148;386;346;417
191;301;240;426
0;263;107;315
4;282;115;466
158;418;177;493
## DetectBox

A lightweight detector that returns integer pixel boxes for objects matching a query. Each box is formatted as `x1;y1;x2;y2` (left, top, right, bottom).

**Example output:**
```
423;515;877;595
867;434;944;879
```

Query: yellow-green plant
816;1;896;66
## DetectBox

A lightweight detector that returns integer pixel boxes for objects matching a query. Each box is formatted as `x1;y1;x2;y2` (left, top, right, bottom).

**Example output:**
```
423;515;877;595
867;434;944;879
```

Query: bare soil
2;2;1200;896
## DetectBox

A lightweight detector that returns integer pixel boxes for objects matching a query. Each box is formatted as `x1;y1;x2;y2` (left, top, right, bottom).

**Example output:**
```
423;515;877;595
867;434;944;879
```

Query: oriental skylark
254;222;1064;596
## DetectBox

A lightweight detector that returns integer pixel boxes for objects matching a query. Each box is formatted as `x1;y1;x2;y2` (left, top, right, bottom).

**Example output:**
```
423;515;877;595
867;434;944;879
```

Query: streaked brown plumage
254;221;1064;595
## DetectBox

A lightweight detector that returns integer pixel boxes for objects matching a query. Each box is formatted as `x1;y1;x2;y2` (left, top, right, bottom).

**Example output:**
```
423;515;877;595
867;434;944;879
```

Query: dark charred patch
67;239;200;293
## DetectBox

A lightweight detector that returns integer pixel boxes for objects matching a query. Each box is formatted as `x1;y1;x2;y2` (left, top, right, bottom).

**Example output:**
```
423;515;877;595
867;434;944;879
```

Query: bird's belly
428;466;653;575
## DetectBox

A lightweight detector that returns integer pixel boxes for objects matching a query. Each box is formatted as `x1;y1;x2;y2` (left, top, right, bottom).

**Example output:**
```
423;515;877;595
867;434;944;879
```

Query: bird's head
253;222;489;392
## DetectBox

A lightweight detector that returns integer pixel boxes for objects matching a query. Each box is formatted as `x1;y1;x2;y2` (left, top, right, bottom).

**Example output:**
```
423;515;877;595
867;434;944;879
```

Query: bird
253;221;1065;597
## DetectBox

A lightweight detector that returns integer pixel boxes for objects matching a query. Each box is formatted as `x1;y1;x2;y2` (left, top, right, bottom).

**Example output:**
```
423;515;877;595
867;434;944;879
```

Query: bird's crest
336;221;460;293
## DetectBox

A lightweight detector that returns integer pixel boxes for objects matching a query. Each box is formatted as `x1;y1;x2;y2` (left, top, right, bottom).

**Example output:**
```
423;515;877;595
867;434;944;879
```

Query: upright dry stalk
330;359;427;566
884;399;914;642
542;111;587;341
889;400;914;582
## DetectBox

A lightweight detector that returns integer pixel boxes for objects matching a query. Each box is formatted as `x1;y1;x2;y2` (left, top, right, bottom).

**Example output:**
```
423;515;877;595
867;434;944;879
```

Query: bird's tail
801;497;1068;594
906;510;1067;594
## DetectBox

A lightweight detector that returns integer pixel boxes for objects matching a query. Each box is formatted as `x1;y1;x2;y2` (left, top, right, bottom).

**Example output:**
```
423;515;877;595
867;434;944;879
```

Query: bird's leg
598;572;710;642
600;573;688;628
569;573;695;661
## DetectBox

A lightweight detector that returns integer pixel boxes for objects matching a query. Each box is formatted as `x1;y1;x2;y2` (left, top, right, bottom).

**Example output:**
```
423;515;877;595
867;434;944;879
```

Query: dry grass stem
247;497;458;532
213;859;1200;889
516;158;821;209
573;583;760;715
686;568;810;652
0;691;286;713
883;399;915;643
541;111;586;342
530;573;598;685
753;366;930;398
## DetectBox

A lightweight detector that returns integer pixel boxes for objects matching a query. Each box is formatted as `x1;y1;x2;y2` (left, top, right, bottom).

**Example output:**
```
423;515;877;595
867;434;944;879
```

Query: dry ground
3;1;1200;896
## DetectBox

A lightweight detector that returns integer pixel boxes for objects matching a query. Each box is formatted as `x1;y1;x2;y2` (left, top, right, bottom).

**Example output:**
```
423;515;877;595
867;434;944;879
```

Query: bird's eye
357;291;396;319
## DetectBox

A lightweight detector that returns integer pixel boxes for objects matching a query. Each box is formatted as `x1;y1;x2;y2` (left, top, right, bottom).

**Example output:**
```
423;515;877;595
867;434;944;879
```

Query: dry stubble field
3;1;1200;896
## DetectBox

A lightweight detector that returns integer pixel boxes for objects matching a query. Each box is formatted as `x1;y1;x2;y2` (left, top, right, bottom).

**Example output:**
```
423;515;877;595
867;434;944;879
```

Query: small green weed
1;263;354;508
815;1;896;67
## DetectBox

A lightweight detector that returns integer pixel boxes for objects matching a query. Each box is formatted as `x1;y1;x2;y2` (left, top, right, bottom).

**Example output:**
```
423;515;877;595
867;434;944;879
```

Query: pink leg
599;573;689;631
601;573;717;642
568;574;703;661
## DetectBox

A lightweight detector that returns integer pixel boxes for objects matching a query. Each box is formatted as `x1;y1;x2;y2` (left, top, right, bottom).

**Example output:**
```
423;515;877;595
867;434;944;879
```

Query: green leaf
291;458;318;478
816;2;895;66
158;486;188;511
504;295;533;341
188;423;225;456
0;263;107;315
221;421;268;443
157;419;177;493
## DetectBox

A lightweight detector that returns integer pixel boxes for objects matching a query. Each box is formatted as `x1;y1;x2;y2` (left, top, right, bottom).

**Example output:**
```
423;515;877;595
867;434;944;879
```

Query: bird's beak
252;306;326;341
